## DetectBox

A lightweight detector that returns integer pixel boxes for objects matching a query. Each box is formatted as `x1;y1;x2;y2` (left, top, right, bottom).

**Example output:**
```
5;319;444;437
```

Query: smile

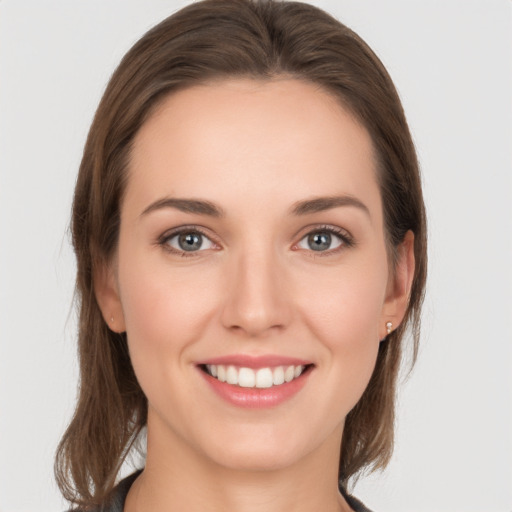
197;357;314;408
203;364;307;388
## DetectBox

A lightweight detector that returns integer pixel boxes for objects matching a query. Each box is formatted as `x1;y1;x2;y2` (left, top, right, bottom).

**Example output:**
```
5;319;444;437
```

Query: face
97;79;412;473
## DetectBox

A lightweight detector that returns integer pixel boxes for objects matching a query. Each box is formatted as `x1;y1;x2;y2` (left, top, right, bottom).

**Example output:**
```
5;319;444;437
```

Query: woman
55;0;427;510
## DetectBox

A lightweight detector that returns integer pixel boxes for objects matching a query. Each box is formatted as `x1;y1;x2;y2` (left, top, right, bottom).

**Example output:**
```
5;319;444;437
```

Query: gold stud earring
386;322;393;335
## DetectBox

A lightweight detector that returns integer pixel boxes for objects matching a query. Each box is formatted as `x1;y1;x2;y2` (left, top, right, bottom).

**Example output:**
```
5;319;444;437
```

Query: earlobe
94;262;126;333
381;230;415;339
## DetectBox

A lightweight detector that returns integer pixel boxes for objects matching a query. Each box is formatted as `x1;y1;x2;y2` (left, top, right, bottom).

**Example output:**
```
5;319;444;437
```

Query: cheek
296;259;388;397
116;251;221;378
299;261;387;343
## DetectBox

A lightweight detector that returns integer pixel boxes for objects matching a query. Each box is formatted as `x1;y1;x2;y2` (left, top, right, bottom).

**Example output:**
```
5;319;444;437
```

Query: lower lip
199;367;312;409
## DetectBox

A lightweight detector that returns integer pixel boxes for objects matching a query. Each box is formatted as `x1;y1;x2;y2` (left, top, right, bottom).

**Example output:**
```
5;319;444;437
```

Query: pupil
308;232;331;251
178;232;202;251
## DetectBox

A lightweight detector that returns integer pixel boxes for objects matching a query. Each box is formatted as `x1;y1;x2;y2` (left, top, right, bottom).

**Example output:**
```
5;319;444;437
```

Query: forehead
126;78;380;216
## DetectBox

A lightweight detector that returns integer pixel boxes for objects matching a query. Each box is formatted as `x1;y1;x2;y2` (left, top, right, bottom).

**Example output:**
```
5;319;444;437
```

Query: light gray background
1;1;511;511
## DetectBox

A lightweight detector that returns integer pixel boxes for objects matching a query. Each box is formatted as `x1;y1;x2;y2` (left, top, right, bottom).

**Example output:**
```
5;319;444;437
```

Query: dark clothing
75;470;373;512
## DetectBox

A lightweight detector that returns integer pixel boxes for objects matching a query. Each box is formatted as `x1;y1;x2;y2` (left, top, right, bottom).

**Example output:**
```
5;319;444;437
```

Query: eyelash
157;224;354;257
294;225;355;257
157;225;218;257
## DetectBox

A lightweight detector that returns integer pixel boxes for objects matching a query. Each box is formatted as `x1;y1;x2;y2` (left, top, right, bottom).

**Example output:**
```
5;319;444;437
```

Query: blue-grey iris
178;232;202;251
308;232;331;251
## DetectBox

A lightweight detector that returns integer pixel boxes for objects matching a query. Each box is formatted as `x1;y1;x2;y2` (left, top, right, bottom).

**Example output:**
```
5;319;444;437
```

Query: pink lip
196;354;312;369
197;363;313;409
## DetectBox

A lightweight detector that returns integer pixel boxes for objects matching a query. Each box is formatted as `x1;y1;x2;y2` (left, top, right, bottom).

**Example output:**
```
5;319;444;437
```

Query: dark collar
82;470;373;512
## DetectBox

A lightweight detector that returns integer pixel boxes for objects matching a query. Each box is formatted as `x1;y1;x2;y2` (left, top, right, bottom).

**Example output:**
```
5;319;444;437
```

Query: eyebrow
140;197;224;218
290;195;370;217
140;194;369;219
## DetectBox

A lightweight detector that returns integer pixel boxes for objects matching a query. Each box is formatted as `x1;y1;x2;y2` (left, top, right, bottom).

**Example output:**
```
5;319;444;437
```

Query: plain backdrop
1;1;511;511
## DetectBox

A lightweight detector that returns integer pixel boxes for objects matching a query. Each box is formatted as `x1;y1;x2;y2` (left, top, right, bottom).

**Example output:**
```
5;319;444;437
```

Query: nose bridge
221;242;290;336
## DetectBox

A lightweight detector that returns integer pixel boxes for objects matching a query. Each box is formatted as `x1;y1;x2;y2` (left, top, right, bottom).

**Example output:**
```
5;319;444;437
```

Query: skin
96;78;414;512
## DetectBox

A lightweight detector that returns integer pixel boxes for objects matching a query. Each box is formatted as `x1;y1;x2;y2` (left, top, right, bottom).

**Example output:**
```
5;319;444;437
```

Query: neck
125;412;351;512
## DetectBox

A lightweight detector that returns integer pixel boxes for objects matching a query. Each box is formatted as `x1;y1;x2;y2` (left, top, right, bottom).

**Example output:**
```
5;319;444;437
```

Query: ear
94;261;126;333
380;230;415;339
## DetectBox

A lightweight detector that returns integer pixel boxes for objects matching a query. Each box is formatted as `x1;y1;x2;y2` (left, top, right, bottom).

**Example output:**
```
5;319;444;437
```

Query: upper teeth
205;364;305;388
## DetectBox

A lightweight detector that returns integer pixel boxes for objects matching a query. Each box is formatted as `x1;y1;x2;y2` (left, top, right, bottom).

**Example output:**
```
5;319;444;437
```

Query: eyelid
292;224;355;254
157;225;220;256
156;223;354;257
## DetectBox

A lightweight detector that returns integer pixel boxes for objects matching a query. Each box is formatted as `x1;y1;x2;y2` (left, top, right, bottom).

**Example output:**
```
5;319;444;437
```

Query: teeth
255;368;273;388
205;364;306;388
239;367;255;388
217;365;226;383
273;366;285;385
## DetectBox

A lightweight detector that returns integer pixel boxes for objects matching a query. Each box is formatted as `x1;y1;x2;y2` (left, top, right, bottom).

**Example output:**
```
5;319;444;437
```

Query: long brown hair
55;0;427;506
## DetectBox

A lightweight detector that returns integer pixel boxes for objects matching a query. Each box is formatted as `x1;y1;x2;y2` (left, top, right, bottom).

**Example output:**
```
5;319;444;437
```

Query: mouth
197;358;314;408
199;363;313;389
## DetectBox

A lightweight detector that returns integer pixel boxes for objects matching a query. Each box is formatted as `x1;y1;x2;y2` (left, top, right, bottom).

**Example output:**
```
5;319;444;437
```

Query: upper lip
196;354;313;369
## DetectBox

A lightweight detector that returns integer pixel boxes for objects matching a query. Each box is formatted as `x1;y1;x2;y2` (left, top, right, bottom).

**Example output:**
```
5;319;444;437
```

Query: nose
220;248;292;337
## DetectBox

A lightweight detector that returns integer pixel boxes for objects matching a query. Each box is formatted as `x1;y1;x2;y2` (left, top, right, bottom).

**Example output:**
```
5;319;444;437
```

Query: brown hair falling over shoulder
55;0;426;507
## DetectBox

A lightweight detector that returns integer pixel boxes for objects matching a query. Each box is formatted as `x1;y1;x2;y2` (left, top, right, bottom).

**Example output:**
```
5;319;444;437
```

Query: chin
208;441;304;472
197;421;334;473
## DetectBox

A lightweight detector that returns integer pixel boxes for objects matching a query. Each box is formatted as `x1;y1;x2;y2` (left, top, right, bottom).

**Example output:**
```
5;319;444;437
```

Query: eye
296;228;349;253
162;229;215;253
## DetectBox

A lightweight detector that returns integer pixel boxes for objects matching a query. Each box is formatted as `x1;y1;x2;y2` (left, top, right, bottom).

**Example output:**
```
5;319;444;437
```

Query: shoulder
65;471;142;512
346;496;374;512
340;484;374;512
66;471;373;512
